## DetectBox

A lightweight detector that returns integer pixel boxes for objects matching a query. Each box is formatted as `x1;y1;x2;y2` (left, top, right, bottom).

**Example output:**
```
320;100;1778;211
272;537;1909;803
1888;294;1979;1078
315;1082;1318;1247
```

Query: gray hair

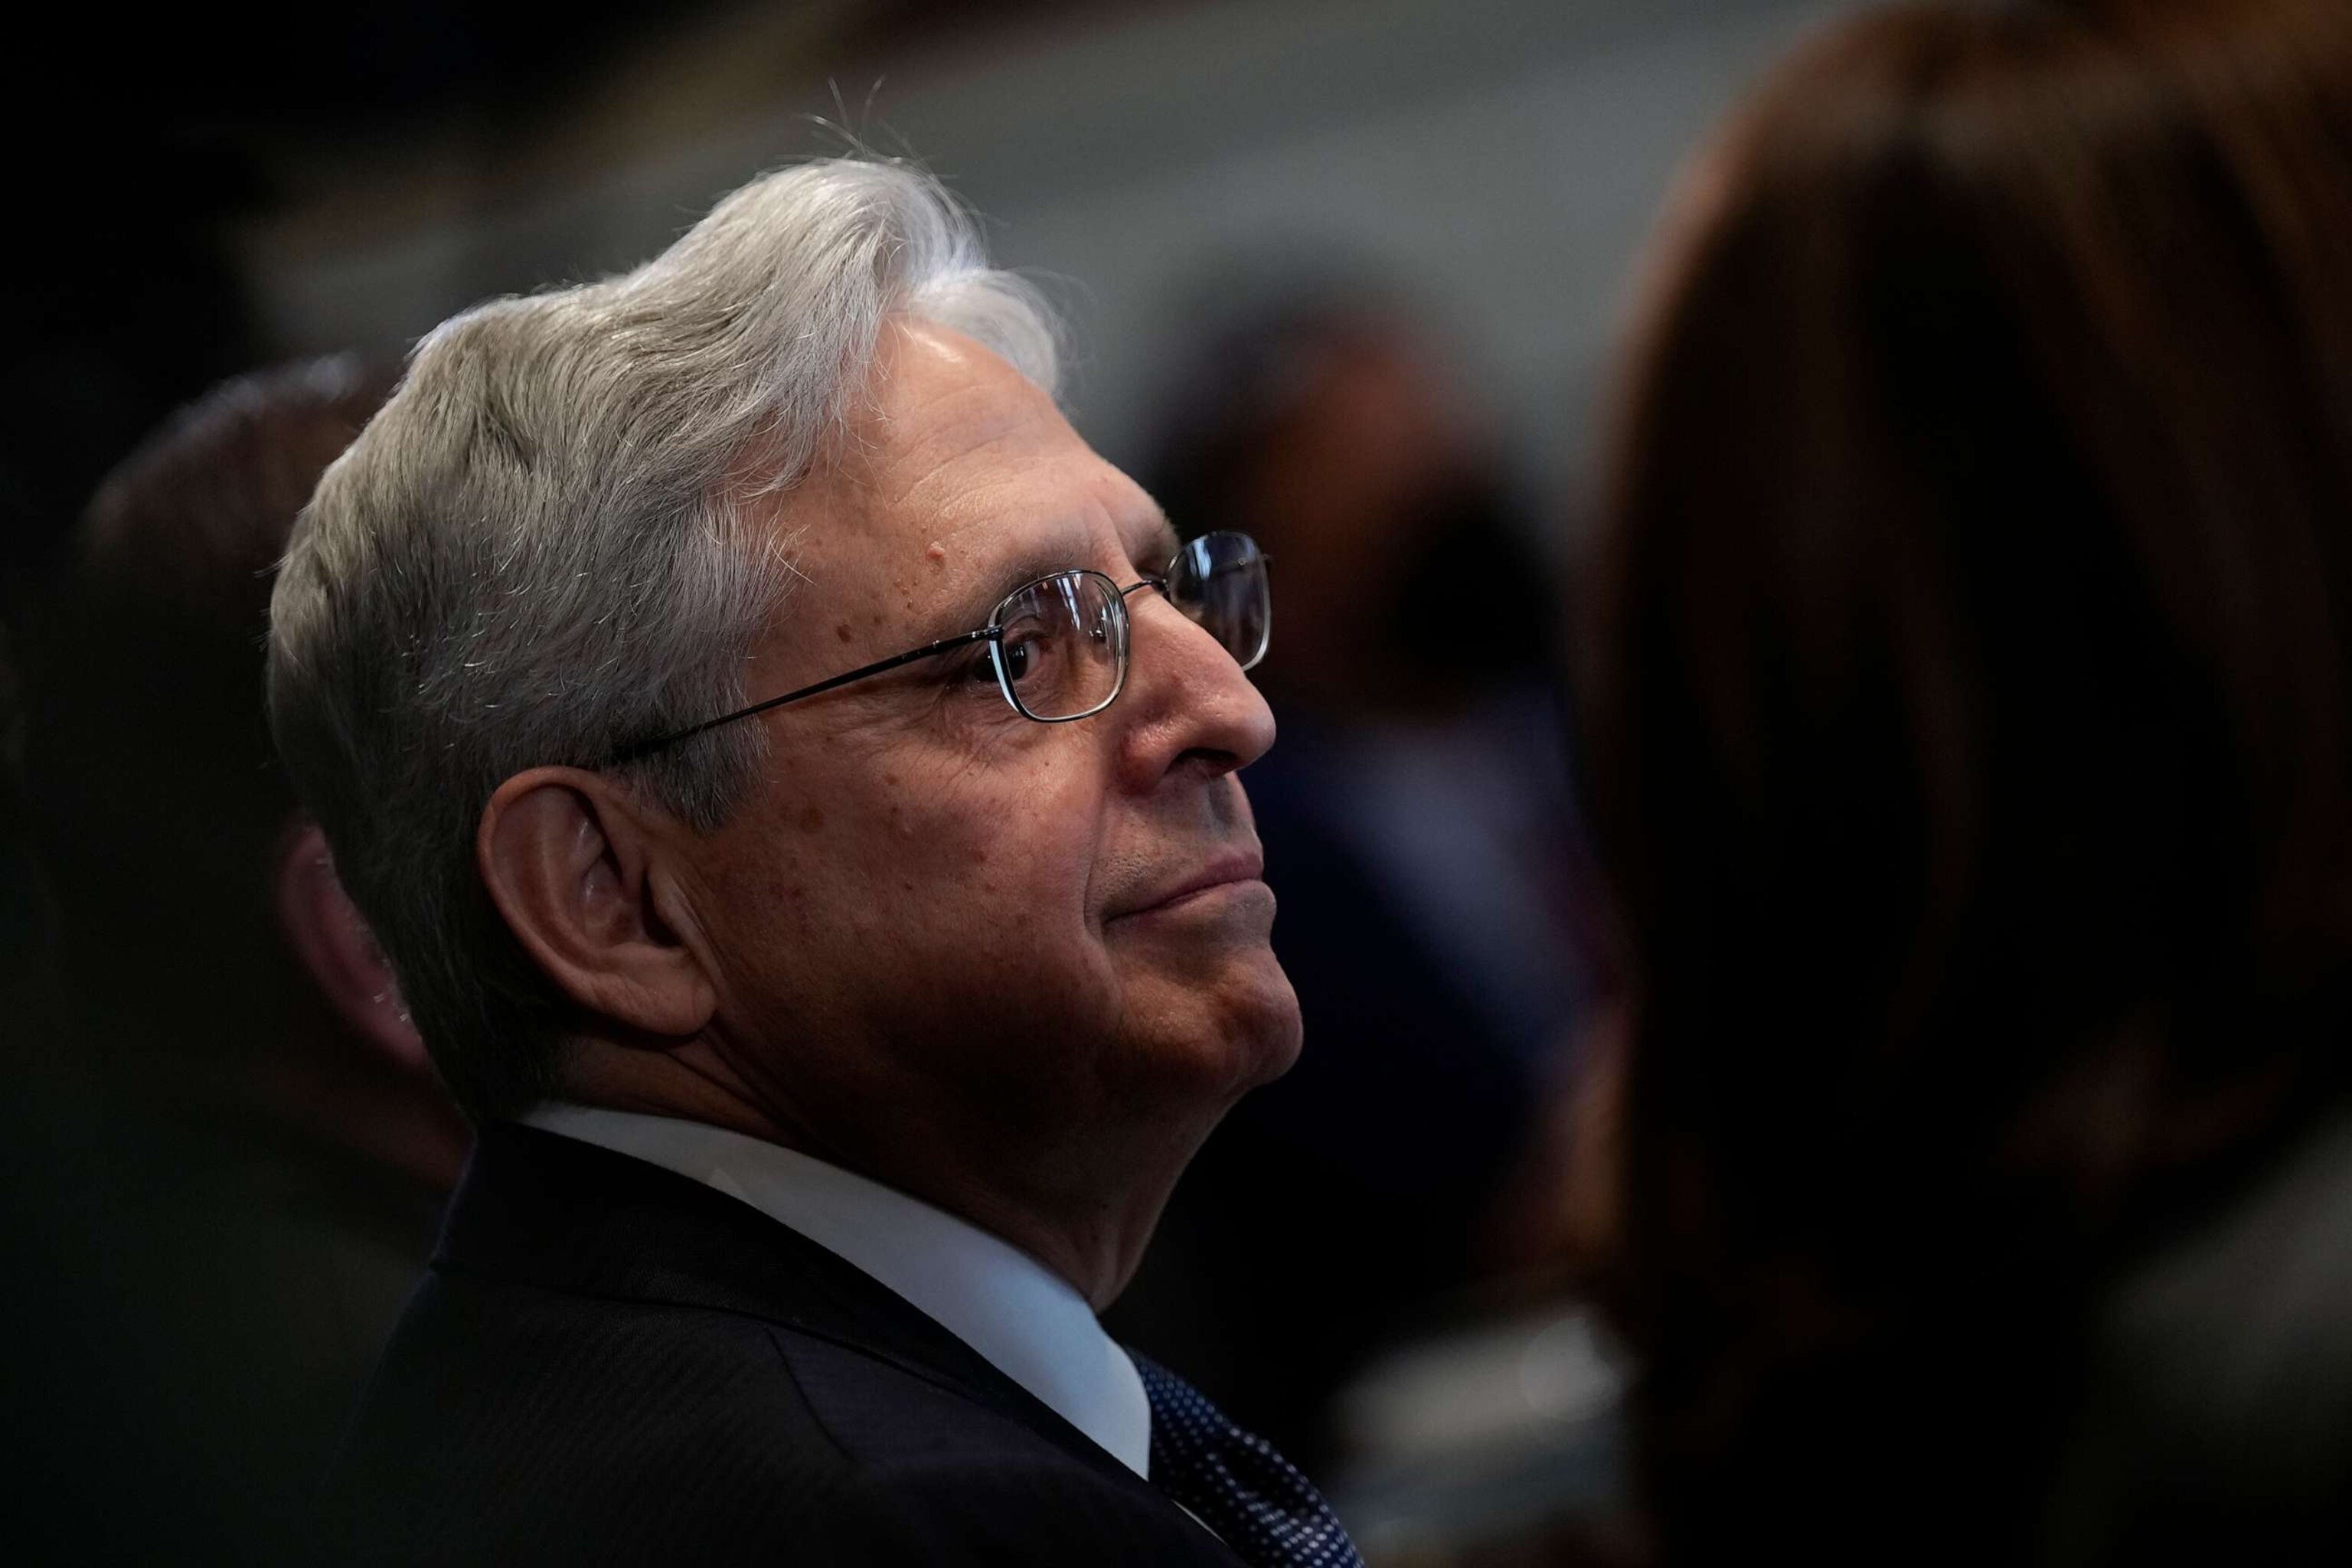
267;158;1061;1119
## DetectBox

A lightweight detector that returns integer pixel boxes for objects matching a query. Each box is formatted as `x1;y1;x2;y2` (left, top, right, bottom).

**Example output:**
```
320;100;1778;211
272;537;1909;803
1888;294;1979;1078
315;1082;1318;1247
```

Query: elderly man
270;159;1362;1566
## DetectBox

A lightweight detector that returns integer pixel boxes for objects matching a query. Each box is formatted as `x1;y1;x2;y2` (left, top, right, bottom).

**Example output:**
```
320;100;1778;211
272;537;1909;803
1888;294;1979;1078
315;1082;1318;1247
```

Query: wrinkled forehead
776;323;1177;647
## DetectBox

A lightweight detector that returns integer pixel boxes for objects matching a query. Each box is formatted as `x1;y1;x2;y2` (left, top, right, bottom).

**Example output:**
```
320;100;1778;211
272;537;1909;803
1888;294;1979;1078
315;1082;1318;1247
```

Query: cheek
813;749;1111;967
856;756;1132;1076
921;759;1107;943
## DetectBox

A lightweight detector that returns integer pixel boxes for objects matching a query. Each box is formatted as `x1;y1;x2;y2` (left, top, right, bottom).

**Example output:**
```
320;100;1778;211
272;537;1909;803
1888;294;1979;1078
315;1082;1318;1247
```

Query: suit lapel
436;1122;1153;1495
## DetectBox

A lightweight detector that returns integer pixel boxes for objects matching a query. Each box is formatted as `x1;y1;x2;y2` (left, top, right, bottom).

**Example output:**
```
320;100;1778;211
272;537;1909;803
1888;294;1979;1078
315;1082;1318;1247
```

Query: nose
1112;588;1278;790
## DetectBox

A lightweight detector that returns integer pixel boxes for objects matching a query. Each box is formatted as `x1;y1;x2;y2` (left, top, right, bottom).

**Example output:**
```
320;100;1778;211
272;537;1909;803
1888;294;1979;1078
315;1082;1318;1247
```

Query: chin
1233;954;1305;1086
1113;944;1302;1108
1192;947;1304;1099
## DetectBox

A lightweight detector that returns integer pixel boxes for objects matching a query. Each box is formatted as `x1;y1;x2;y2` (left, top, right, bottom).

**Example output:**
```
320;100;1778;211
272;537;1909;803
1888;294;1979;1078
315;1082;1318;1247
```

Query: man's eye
998;635;1040;684
967;635;1043;687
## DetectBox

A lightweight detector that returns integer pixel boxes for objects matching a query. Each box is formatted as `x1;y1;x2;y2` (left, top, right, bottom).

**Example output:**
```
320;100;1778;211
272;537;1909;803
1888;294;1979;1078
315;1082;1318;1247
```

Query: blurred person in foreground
1584;0;2352;1560
10;358;466;1563
1113;295;1612;1469
270;158;1363;1566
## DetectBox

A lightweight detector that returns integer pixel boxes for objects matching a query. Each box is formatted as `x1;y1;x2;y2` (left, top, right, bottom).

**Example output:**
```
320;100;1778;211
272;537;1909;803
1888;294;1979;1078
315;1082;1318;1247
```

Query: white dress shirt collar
519;1103;1152;1478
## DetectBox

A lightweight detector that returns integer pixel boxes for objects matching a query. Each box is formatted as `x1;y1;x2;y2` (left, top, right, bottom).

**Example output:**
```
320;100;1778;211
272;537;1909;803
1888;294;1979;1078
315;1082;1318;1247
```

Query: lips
1112;849;1267;919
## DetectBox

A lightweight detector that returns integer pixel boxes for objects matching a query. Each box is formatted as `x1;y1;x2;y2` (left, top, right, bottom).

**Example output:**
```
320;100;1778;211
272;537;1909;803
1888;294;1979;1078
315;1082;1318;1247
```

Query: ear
475;768;717;1040
274;818;435;1077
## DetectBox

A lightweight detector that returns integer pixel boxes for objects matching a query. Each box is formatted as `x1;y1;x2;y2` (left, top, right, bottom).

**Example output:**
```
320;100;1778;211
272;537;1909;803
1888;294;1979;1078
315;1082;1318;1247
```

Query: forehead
776;322;1172;646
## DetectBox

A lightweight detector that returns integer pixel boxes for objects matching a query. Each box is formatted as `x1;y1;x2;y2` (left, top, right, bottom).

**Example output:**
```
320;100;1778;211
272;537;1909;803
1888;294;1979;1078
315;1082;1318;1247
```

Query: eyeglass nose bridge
1106;564;1266;697
1118;570;1228;671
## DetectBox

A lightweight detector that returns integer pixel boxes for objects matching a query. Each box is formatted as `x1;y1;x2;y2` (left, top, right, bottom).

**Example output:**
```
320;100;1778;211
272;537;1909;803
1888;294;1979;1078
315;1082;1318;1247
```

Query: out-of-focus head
1591;0;2352;1542
270;162;1298;1238
26;358;432;1093
1143;292;1553;713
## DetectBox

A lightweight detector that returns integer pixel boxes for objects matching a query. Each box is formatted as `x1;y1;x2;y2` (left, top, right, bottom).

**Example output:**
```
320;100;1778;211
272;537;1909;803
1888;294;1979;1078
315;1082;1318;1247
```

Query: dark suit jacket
325;1122;1245;1565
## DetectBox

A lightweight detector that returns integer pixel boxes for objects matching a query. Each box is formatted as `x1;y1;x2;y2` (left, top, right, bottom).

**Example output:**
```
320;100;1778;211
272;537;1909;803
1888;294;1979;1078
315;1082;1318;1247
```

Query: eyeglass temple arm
606;626;1000;766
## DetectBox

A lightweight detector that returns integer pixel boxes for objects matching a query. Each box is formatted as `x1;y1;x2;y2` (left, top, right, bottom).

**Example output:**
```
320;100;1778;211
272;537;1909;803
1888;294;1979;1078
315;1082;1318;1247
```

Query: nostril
1174;744;1246;780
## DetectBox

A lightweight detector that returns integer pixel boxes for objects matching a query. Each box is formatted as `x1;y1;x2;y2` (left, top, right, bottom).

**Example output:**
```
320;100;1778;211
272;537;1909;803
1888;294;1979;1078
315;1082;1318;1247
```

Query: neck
559;1035;1195;1308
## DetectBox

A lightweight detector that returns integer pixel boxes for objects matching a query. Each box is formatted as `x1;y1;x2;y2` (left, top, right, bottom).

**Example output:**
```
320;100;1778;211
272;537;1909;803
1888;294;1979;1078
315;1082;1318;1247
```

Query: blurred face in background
1231;330;1468;704
1241;333;1465;682
1194;318;1553;716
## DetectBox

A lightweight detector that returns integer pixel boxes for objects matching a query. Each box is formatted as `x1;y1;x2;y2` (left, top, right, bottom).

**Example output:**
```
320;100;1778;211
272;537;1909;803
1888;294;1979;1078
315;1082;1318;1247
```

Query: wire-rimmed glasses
608;530;1269;764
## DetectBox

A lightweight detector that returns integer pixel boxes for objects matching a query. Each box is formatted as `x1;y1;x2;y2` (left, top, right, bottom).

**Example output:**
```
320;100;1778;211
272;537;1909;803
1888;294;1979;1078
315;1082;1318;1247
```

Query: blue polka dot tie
1132;1351;1367;1568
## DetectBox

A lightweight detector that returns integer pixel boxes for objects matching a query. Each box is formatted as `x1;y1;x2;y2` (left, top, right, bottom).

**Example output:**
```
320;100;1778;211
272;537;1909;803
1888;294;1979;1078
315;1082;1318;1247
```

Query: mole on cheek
834;622;854;644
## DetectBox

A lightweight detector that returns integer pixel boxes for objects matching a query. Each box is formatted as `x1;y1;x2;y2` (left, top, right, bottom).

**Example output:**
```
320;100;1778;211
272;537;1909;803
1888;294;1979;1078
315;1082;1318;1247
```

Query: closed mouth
1112;852;1266;918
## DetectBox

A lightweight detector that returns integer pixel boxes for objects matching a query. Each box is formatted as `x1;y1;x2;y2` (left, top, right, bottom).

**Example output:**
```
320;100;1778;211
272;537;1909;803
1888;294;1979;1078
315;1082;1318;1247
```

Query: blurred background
5;0;1865;590
5;2;1864;1562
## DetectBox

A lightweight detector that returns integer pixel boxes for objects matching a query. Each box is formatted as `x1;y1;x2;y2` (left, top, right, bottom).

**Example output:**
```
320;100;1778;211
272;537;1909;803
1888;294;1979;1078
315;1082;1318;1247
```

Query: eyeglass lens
1169;531;1270;671
993;572;1128;720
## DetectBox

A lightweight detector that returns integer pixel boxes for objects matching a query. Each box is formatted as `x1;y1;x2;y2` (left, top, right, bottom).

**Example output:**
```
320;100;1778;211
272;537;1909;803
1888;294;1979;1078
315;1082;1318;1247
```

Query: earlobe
477;769;717;1040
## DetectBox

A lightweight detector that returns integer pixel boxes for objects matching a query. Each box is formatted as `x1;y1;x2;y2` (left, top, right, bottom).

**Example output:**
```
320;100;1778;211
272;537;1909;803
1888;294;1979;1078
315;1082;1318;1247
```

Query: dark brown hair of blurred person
1584;0;2352;1561
13;358;466;1563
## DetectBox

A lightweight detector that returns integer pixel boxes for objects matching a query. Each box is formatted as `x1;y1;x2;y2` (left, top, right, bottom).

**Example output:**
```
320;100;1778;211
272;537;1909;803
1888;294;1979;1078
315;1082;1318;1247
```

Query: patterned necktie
1132;1351;1367;1568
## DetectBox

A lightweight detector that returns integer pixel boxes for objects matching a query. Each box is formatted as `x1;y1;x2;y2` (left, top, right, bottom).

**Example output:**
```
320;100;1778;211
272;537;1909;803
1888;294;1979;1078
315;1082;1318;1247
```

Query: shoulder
2049;1111;2352;1560
328;1270;835;1560
330;1269;1232;1565
772;1332;1237;1563
2103;1111;2352;1446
